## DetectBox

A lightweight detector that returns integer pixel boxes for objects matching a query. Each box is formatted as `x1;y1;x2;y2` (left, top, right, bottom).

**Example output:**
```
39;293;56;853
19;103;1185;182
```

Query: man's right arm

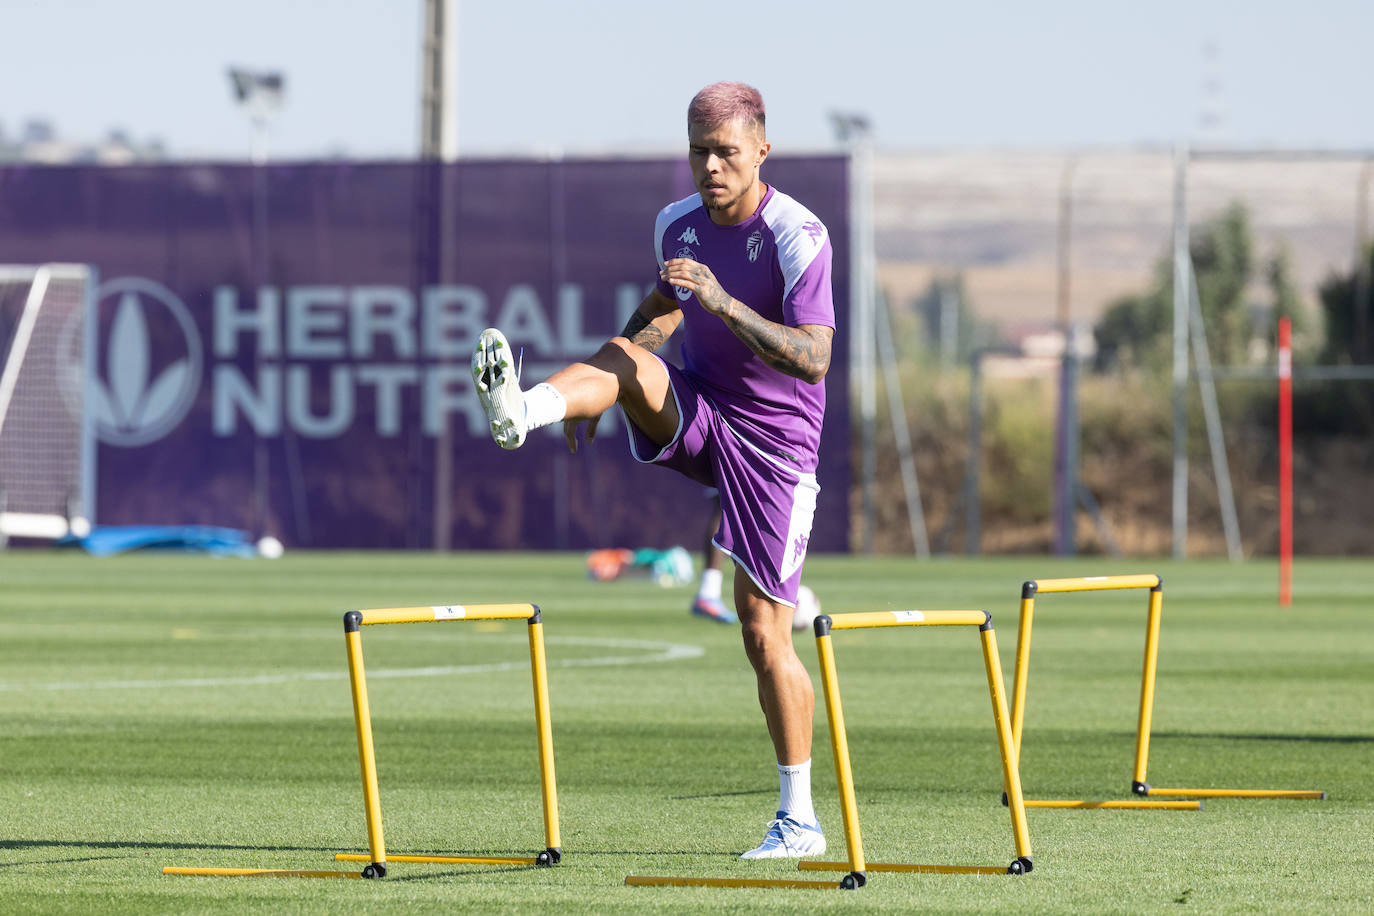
620;289;683;353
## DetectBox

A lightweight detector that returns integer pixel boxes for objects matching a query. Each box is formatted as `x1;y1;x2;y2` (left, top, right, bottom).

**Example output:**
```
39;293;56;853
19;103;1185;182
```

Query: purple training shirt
653;184;835;473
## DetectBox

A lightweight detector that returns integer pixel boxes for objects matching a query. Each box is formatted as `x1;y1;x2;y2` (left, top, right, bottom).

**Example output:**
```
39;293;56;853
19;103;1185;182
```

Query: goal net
0;264;95;543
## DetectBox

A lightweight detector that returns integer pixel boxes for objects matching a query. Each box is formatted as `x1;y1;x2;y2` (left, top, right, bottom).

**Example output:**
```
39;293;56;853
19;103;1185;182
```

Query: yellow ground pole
625;875;857;889
335;853;540;866
334;603;562;877
1012;576;1324;805
162;867;361;879
1140;787;1326;800
1023;799;1200;810
798;609;1033;878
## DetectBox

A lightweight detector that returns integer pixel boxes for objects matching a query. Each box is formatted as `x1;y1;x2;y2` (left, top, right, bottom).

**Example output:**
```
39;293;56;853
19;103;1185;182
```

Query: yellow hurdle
624;608;1032;891
165;601;563;880
807;609;1033;878
1012;575;1325;807
335;603;561;878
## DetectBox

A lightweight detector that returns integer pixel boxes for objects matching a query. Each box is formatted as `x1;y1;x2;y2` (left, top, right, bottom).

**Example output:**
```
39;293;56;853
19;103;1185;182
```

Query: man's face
688;117;770;224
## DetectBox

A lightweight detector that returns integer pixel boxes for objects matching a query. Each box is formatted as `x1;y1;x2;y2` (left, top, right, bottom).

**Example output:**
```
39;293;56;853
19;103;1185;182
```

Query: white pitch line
0;636;704;692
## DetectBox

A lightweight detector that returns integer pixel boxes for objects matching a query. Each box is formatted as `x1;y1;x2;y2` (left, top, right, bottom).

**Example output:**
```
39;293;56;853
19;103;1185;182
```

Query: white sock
777;759;816;825
697;567;723;600
522;382;566;431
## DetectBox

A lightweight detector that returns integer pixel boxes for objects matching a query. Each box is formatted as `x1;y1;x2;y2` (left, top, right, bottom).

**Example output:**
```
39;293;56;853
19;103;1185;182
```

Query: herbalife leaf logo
92;278;203;447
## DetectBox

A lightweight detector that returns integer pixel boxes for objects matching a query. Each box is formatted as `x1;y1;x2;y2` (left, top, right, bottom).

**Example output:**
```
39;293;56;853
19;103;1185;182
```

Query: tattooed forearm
717;300;833;383
620;310;668;352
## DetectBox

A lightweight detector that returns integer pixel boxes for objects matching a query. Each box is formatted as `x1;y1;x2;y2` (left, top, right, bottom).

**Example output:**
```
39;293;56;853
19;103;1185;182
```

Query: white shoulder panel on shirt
653;194;706;268
761;190;828;299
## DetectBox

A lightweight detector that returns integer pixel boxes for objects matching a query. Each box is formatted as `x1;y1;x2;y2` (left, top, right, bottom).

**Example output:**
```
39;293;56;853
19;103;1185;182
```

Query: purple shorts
623;358;819;606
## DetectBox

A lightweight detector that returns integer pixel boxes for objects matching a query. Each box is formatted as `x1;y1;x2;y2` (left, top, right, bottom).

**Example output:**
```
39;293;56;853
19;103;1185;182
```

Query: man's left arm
659;257;832;384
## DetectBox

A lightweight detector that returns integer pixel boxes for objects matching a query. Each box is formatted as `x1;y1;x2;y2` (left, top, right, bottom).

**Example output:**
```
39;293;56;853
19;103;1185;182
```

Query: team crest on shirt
746;230;764;263
673;246;695;300
678;227;699;245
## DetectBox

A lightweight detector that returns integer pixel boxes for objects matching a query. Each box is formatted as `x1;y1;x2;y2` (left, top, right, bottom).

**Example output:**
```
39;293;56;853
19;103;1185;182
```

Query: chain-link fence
868;149;1372;557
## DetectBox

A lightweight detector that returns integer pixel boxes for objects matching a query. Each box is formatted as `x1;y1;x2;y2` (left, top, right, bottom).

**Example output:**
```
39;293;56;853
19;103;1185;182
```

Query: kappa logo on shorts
746;230;764;263
791;534;809;563
678;227;699;245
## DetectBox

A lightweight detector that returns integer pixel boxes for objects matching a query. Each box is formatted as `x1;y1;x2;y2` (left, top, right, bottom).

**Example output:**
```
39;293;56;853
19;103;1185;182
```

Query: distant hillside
873;149;1368;336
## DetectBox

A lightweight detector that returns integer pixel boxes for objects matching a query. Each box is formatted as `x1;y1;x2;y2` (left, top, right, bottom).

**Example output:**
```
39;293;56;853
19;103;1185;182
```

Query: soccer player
473;81;833;859
691;489;738;624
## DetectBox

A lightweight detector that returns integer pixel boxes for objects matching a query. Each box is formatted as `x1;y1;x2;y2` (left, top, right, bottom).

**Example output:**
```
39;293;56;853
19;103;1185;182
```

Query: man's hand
661;258;733;315
660;257;831;384
563;414;601;453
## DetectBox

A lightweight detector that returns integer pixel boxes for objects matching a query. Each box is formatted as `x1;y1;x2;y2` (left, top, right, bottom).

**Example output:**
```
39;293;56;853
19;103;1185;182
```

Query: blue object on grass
57;525;257;558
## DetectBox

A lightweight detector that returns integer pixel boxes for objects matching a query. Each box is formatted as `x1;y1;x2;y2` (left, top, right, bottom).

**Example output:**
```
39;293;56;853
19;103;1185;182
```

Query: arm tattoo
620;309;668;353
695;265;733;314
717;299;832;383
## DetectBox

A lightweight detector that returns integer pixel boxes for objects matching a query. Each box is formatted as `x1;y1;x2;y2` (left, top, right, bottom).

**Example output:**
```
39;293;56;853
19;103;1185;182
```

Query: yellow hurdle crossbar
352;604;539;626
1011;575;1325;807
336;602;561;878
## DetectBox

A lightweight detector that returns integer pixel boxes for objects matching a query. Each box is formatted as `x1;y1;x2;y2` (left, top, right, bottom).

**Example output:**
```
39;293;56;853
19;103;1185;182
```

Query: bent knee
740;620;793;663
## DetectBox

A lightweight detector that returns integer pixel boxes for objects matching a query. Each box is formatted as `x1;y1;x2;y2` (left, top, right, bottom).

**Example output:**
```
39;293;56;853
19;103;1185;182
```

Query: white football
793;585;821;632
256;535;285;559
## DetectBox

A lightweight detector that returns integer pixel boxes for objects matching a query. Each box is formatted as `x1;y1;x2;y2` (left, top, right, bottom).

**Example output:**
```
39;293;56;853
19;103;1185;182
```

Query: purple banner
0;158;850;550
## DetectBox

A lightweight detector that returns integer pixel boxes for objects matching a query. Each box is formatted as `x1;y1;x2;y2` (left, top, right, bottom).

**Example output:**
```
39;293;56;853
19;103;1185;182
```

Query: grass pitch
1;551;1371;913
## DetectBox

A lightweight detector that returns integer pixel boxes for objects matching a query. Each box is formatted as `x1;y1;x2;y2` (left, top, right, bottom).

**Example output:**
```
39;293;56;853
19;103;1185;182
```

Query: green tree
1093;202;1299;371
1317;241;1374;364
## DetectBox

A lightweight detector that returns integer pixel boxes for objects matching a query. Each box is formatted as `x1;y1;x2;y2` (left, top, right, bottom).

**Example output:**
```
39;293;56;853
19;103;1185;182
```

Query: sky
1;0;1371;160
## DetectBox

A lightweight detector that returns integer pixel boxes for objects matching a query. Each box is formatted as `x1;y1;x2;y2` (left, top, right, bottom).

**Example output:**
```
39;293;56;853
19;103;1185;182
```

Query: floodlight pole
1355;159;1371;363
420;0;459;160
1052;159;1078;556
833;112;877;554
229;68;284;541
422;0;459;550
1170;145;1190;560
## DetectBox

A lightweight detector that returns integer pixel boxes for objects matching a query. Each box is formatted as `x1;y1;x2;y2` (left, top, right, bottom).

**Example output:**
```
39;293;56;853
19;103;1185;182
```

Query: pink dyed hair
687;82;766;138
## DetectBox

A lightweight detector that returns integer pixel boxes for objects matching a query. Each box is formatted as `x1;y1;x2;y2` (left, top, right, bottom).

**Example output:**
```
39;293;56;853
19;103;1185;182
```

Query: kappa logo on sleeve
801;221;825;245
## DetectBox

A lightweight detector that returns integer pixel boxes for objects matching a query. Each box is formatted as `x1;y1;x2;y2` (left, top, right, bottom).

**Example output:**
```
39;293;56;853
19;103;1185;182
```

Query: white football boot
472;328;526;449
739;811;826;859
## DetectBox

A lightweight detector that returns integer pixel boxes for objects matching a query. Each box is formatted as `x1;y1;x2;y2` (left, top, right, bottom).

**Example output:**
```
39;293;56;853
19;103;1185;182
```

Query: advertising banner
0;157;850;550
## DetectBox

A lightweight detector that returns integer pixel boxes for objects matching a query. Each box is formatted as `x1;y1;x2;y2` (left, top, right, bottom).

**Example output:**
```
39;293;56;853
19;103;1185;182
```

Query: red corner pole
1278;318;1293;607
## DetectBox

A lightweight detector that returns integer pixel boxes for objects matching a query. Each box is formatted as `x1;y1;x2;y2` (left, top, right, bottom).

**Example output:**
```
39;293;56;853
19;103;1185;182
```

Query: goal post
0;263;96;543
